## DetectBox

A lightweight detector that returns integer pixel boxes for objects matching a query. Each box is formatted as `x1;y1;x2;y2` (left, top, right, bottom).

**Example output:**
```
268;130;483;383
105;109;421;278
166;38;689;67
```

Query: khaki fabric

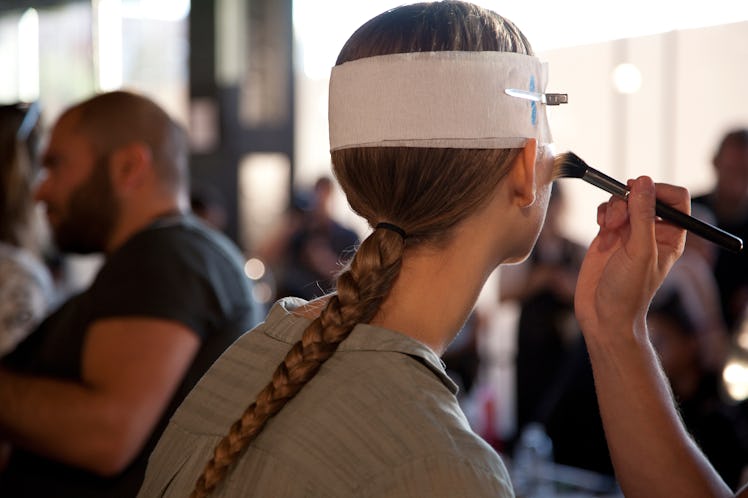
138;298;514;498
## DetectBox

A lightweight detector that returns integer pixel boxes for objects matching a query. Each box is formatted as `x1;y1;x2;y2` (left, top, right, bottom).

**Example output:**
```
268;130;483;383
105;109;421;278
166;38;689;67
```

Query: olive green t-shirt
138;298;514;498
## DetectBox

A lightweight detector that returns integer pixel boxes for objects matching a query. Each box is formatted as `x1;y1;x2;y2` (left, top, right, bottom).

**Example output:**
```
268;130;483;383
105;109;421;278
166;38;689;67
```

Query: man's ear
109;142;152;194
508;138;538;208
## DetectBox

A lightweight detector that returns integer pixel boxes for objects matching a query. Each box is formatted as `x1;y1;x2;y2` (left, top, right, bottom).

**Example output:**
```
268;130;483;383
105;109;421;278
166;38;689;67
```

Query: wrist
581;316;650;356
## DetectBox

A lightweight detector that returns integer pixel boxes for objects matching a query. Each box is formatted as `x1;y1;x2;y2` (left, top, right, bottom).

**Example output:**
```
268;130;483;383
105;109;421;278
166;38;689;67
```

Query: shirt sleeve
88;229;238;340
0;258;52;357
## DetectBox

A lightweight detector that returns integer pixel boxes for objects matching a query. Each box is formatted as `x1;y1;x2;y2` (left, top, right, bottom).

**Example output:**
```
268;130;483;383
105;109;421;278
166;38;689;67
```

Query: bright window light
18;8;39;101
293;0;748;79
96;0;123;91
244;258;266;280
121;0;190;21
612;63;642;94
724;361;748;401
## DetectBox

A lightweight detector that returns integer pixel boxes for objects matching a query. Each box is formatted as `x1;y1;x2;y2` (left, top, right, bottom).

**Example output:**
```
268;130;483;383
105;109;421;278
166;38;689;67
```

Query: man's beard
53;155;120;254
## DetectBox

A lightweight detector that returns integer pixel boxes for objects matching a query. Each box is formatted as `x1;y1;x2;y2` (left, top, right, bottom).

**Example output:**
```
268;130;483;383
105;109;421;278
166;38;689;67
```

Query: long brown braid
190;230;404;497
190;2;534;496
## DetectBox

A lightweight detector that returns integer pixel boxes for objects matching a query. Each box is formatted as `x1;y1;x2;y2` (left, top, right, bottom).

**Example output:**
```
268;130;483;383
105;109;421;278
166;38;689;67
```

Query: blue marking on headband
529;76;537;126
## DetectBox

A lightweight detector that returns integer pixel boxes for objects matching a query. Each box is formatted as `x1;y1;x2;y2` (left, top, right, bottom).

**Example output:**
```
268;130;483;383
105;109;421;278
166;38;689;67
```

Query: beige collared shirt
138;298;514;497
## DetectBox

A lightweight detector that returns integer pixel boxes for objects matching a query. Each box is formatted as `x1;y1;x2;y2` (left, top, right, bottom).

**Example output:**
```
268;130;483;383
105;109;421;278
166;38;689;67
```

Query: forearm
0;318;200;476
584;326;732;498
0;368;140;475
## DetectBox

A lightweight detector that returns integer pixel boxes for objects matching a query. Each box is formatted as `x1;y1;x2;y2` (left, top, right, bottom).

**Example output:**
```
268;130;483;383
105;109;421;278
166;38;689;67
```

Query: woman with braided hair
138;2;744;497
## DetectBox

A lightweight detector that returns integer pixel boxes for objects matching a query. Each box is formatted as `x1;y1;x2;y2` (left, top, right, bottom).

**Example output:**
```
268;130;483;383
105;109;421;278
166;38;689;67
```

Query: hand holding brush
553;151;743;254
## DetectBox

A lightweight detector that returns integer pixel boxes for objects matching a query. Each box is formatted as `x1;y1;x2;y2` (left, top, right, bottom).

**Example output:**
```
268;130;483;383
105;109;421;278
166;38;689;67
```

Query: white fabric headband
328;51;566;151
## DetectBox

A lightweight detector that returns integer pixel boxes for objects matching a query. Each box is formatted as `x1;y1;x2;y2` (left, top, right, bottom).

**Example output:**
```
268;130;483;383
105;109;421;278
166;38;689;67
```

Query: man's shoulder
117;215;245;269
93;215;252;303
85;216;257;339
135;215;235;249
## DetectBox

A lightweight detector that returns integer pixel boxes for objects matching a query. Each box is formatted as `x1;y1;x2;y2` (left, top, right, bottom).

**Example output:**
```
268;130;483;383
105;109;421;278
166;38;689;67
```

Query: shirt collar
264;298;458;395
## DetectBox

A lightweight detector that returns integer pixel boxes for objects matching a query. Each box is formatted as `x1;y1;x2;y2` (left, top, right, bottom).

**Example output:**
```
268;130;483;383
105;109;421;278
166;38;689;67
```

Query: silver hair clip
504;88;568;105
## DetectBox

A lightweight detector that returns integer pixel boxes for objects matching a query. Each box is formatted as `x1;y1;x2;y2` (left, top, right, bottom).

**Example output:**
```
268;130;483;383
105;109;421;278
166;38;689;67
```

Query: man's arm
0;317;199;476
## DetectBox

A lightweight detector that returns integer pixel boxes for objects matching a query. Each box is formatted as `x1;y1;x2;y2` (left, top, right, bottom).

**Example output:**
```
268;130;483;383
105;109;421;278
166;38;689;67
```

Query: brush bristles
552;151;589;180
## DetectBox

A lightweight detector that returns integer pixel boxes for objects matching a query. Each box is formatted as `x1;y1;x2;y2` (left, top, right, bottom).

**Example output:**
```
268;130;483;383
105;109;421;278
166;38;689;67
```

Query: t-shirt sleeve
88;231;233;340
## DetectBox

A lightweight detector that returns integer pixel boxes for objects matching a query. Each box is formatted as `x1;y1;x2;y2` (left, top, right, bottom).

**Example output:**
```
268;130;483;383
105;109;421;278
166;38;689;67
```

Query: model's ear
508;138;538;208
109;142;152;194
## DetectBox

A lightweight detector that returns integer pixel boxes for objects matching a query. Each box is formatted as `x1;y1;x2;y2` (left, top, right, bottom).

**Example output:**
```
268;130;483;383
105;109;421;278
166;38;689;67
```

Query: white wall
540;21;748;244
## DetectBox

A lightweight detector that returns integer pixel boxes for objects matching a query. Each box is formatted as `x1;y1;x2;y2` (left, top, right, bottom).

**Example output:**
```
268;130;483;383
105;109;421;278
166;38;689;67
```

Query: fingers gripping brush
553;151;744;254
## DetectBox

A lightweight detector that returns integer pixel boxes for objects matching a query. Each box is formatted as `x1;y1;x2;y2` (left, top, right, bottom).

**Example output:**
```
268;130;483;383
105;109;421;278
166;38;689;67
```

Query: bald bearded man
0;91;262;497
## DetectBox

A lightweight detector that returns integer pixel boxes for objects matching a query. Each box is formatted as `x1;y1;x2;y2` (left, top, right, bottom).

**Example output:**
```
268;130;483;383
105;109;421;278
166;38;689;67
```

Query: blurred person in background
498;182;585;436
0;102;55;472
0;102;54;358
500;182;613;477
256;175;359;300
659;204;730;373
0;91;262;497
693;128;748;333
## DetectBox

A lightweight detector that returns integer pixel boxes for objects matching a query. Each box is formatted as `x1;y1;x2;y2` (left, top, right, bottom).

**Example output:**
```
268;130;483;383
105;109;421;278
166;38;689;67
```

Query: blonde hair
191;2;533;496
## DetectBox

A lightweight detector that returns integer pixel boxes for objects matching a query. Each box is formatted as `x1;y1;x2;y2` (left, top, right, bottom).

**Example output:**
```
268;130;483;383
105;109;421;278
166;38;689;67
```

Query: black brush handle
582;167;743;254
654;202;743;253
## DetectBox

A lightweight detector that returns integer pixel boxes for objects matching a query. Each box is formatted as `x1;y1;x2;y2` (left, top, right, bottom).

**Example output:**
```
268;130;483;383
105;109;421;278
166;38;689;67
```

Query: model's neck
371;254;488;355
371;217;507;355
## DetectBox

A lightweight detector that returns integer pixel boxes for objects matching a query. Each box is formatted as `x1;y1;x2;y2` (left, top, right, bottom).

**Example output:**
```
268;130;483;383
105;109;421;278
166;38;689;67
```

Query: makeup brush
553;151;744;254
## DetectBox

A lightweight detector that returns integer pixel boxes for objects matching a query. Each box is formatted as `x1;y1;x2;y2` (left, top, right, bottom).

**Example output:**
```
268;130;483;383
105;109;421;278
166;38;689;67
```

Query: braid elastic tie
375;222;407;239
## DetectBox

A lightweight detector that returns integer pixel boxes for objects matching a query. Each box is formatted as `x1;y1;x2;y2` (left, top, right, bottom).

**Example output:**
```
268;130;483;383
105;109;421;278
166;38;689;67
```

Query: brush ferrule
582;168;630;199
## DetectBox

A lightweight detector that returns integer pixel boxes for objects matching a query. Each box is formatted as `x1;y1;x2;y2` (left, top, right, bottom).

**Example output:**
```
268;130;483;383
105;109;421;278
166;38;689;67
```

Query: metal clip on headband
376;222;407;239
504;89;568;105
